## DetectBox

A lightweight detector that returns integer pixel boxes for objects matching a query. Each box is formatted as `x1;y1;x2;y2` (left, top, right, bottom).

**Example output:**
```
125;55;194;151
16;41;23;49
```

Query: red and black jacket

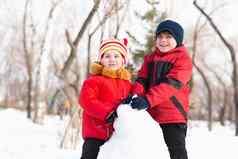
132;46;193;124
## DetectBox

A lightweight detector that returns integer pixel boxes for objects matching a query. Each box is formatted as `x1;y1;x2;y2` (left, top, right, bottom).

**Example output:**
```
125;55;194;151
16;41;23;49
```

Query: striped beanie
99;38;128;64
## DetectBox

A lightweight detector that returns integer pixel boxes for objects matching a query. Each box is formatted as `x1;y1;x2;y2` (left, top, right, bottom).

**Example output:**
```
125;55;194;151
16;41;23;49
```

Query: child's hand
121;94;133;104
130;96;149;110
106;111;118;124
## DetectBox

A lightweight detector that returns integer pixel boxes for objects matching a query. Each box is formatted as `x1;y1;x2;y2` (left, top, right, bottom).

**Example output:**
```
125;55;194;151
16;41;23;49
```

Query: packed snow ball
98;104;170;159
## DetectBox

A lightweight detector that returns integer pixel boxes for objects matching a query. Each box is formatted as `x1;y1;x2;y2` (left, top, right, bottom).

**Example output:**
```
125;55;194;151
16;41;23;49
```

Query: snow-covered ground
0;107;237;159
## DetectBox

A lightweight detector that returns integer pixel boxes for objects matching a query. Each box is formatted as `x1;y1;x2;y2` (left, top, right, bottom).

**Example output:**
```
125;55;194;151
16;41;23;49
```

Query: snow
0;107;238;159
0;109;80;159
98;105;170;159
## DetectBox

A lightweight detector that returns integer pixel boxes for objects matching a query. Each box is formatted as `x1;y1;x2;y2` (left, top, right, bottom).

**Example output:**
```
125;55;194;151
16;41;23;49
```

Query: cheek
170;38;177;47
100;58;108;66
171;40;177;48
118;59;124;66
116;59;124;68
155;39;160;46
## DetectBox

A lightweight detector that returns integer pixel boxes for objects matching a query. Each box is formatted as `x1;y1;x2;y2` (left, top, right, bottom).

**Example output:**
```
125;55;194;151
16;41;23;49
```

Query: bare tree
193;61;213;130
194;0;238;136
59;0;102;149
22;0;34;119
203;63;229;126
1;57;13;108
0;1;31;110
113;0;130;38
22;0;62;121
191;1;227;130
86;0;128;75
32;0;63;124
61;0;101;78
191;12;213;131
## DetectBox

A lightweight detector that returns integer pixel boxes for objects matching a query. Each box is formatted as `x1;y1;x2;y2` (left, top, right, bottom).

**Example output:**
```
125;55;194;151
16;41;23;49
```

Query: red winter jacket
132;46;192;124
79;66;131;140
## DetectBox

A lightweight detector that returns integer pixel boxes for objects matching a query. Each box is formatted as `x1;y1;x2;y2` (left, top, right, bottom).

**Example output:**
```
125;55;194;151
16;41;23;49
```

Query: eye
167;34;173;39
104;54;110;58
158;34;163;39
114;54;121;58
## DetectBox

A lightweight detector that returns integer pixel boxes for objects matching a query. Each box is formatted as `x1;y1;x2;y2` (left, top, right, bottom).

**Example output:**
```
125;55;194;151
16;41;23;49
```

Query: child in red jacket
130;20;192;159
79;38;131;159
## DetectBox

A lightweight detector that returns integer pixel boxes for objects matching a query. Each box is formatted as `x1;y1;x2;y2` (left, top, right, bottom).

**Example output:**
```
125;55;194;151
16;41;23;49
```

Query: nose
109;56;116;61
159;37;166;41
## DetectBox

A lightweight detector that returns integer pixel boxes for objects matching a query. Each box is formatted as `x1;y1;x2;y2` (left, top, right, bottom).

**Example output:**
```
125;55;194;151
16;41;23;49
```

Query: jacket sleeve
132;56;149;96
146;53;193;107
79;78;115;121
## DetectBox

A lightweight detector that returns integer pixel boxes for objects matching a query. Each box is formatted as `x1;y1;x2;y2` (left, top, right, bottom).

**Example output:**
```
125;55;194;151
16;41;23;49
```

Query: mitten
121;94;133;104
106;111;118;124
130;96;149;110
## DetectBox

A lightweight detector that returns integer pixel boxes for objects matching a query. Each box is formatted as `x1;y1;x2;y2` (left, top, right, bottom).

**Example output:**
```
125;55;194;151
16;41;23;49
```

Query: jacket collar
90;62;131;80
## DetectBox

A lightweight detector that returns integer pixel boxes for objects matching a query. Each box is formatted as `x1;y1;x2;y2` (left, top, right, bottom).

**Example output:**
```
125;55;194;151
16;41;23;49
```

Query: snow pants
160;123;188;159
80;138;106;159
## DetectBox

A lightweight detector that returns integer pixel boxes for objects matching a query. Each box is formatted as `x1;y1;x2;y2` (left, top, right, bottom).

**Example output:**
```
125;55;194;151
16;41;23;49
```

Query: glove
106;111;118;124
130;96;149;110
121;94;133;104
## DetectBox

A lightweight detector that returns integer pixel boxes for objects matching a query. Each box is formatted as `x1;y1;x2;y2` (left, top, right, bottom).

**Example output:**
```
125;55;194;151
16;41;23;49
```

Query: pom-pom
123;38;128;46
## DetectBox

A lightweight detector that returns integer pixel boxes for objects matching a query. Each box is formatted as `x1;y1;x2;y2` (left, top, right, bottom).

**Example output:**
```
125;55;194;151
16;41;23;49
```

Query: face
100;51;124;70
156;31;177;53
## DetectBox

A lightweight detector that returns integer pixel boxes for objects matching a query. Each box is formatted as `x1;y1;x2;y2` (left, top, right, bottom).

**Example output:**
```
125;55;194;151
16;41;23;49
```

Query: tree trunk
87;34;92;77
22;0;33;119
202;60;229;126
26;76;33;118
194;64;213;131
192;15;213;131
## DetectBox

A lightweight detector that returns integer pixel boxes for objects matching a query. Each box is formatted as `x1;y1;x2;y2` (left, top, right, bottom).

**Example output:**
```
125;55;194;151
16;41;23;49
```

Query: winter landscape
1;0;238;159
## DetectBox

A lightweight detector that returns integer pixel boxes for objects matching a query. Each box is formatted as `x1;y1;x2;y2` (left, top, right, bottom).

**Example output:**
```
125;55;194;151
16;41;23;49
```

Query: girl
79;38;131;159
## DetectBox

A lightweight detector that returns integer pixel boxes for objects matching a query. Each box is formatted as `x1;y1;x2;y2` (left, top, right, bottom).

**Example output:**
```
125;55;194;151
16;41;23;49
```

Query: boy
79;38;131;159
130;20;193;159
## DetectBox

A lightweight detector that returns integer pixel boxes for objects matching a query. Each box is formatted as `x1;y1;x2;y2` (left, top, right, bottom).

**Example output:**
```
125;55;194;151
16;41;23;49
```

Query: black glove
106;111;118;124
130;96;149;110
121;94;133;104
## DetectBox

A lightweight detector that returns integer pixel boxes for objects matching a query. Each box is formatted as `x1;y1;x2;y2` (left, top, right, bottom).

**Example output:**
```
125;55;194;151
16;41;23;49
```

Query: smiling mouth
160;45;168;47
108;64;117;66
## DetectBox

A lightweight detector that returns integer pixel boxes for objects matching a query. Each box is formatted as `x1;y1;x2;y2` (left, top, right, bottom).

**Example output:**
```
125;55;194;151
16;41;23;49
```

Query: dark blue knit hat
155;20;184;47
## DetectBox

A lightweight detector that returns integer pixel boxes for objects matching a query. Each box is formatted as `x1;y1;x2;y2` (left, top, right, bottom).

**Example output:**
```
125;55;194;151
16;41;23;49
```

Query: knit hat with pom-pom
99;38;128;64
